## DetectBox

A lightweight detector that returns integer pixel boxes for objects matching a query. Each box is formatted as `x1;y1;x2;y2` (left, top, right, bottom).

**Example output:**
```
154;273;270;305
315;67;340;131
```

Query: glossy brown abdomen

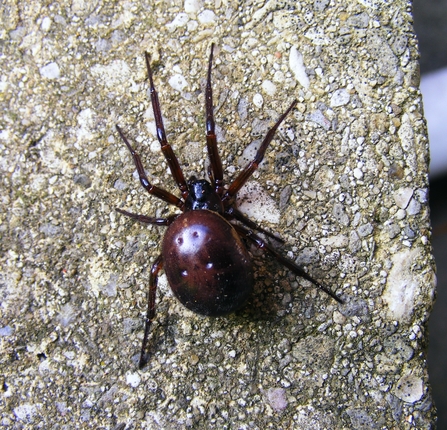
162;210;254;316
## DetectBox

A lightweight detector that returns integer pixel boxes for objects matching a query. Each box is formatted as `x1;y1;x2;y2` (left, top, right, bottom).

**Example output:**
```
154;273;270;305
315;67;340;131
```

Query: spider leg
145;52;189;200
225;206;285;243
207;162;215;185
204;43;224;196
116;208;179;226
139;254;163;369
222;100;297;203
116;125;184;209
233;224;344;304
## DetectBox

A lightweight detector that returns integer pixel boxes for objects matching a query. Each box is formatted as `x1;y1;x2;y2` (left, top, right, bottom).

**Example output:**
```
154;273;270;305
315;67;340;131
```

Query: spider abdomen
162;210;254;316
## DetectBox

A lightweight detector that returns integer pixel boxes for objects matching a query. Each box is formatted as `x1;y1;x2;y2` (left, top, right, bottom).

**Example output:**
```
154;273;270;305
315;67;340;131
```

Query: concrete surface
0;0;437;428
413;0;447;428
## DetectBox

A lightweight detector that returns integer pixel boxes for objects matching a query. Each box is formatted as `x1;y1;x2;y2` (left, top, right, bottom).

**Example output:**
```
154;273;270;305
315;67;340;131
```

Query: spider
116;44;343;368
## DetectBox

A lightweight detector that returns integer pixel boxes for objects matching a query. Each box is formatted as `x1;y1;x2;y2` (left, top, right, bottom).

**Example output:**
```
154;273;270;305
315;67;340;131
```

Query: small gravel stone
394;375;424;403
393;187;414;209
357;223;373;238
264;388;288;412
168;74;188;92
253;93;263;107
289;46;310;89
40;62;60;79
330;88;350;107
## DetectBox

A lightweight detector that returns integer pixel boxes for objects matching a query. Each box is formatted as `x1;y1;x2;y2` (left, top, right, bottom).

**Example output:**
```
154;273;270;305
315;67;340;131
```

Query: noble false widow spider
116;44;343;369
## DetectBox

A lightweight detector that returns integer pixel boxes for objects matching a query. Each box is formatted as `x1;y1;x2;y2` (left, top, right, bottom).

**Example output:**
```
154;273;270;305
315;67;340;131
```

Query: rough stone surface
0;0;436;428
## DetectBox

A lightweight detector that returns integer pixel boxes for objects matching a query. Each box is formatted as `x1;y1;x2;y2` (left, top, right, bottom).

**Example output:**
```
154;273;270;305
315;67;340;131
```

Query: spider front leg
204;43;224;196
222;100;297;203
233;224;344;304
145;52;189;200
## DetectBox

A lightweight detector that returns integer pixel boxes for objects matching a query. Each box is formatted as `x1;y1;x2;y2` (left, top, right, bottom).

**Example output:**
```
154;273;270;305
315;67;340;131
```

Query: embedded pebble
261;80;276;96
339;298;370;319
253;93;263;108
398;114;415;152
75;108;96;141
198;10;216;25
347;12;369;28
63;350;76;360
384;335;414;362
353;167;363;179
414;188;428;203
91;60;131;88
56;303;79;327
101;274;118;297
406;198;421;215
184;0;202;13
10;26;27;42
113;178;128;191
333;310;346;324
279;185;292;210
386;222;401;239
40;223;61;236
304;27;331;45
392;35;408;56
314;166;335;188
126;372;141;388
349;230;362;252
236;181;280;223
357;223;373;238
303;190;316;199
393;187;413;209
289;46;310;89
296;247;319;265
237;98;248;121
40;62;60;79
264;388;288;412
333;203;350;226
394;374;424;403
169;74;188;92
273;70;285;83
167;13;189;30
383;248;420;321
0;325;14;336
307;110;331;130
346;408;375;429
314;0;330;12
366;31;398;77
74;173;92;188
13;404;39;423
41;16;52;31
320;234;349;248
122;318;140;334
330;88;350;107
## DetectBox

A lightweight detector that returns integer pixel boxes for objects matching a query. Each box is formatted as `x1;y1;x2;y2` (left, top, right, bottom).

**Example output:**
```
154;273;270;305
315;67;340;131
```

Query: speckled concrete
0;0;436;428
